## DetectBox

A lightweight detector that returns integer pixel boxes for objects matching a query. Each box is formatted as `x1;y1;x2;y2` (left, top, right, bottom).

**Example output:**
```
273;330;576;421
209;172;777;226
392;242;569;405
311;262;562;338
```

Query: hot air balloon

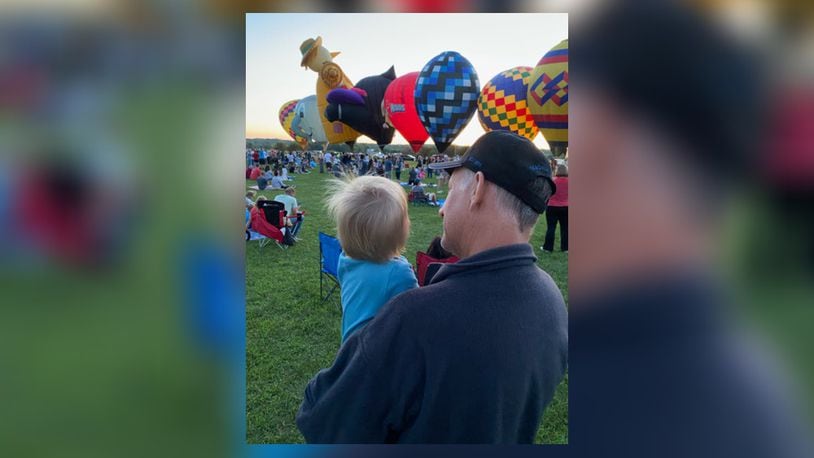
477;66;539;141
414;51;479;154
384;71;429;154
278;99;309;149
326;66;397;148
291;95;328;145
299;36;360;145
528;39;568;155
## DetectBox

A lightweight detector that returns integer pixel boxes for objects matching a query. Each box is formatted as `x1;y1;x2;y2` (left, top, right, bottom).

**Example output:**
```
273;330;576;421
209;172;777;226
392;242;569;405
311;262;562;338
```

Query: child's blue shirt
338;252;418;343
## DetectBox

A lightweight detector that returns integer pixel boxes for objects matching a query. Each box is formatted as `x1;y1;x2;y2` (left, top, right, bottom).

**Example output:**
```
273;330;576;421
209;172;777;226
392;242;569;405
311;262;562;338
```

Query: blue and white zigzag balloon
414;51;480;154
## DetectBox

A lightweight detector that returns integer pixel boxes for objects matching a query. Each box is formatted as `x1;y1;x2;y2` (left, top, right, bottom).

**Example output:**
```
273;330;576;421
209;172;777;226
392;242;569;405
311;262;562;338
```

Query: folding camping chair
248;200;289;250
259;200;286;226
319;232;342;306
408;188;430;205
415;251;460;286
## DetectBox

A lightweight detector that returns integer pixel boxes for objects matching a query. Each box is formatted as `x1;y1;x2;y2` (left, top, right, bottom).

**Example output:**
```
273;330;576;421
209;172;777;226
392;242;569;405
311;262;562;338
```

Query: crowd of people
245;147;454;183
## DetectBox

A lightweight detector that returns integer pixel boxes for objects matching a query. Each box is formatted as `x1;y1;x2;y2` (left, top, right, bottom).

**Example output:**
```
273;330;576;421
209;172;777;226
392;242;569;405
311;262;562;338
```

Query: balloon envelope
528;39;568;154
477;67;539;141
315;65;360;145
326;66;396;147
384;72;428;153
291;95;327;144
278;99;310;147
414;51;479;154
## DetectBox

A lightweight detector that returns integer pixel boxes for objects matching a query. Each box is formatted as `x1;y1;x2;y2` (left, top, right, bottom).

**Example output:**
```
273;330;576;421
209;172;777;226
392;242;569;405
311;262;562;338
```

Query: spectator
542;163;568;252
411;180;437;204
245;190;255;210
324;175;418;343
256;174;268;190
426;235;455;259
408;166;418;185
249;164;262;181
325;151;333;172
384;156;393;179
270;170;287;190
274;187;303;237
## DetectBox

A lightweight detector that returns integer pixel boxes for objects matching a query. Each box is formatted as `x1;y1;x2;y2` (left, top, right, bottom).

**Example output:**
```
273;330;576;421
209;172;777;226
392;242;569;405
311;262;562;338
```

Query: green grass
246;166;568;444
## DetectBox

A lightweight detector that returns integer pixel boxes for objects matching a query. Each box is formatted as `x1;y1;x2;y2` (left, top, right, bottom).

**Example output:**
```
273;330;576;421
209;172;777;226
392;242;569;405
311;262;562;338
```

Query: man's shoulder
374;281;448;325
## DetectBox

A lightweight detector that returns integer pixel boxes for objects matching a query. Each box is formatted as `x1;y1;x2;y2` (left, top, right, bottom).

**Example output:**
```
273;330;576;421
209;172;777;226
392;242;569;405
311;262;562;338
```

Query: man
296;131;568;443
255;174;268;191
384;156;393;179
394;156;403;181
407;165;417;185
274;187;303;237
410;179;436;205
324;151;333;172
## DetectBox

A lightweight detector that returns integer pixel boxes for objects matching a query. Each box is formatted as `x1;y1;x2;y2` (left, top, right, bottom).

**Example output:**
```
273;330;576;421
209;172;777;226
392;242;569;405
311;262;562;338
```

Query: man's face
438;169;471;257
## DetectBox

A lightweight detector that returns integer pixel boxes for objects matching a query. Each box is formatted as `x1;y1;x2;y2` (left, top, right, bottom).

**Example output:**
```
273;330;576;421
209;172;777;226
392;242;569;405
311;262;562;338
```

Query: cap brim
428;159;464;171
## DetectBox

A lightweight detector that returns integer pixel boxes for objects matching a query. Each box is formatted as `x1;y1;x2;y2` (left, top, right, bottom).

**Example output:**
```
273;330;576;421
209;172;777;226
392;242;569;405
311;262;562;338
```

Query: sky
246;13;567;149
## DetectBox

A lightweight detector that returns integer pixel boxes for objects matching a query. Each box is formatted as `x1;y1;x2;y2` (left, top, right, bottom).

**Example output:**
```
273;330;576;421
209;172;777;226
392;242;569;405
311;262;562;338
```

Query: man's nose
438;206;444;219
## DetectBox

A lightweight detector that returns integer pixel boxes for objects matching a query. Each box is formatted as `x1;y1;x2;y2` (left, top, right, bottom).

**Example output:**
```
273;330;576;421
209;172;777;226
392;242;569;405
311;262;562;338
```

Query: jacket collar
428;243;537;284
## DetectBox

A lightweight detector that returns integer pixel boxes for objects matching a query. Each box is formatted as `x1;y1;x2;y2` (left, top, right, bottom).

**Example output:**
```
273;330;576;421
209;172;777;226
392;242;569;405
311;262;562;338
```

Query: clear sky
246;13;567;149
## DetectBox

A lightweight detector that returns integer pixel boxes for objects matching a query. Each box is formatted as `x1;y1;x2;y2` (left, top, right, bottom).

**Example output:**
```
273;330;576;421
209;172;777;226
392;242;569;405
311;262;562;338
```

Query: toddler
326;175;418;343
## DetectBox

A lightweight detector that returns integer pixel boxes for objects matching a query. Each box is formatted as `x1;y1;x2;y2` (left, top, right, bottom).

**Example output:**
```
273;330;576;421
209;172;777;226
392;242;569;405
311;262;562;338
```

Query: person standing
394;156;402;181
542;163;568;253
324;151;333;172
384;156;393;180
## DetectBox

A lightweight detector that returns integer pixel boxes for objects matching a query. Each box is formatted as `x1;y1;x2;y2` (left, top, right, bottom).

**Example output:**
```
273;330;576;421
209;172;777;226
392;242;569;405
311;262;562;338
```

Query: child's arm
387;258;419;299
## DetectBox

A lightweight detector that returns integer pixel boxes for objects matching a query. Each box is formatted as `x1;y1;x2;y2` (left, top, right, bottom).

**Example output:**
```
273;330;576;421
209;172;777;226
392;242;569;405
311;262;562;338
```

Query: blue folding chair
318;232;342;306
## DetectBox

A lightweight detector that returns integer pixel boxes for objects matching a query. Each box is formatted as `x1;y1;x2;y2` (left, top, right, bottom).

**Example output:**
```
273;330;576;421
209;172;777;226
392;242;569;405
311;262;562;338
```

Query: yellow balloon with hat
299;36;360;146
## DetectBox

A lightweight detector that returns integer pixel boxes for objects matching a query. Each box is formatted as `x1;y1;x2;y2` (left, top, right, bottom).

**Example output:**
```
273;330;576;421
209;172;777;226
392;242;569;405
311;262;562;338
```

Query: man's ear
469;171;488;209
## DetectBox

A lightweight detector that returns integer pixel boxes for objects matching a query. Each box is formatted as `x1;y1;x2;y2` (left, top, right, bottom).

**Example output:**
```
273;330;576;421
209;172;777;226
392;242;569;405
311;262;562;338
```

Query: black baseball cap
429;130;556;213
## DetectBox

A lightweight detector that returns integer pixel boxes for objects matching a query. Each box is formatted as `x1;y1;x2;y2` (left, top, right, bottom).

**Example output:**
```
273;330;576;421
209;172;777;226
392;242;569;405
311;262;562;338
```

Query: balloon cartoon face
291;95;327;144
477;67;539;141
528;39;568;153
384;71;429;153
279;99;309;147
300;36;340;72
414;51;480;154
326;66;396;147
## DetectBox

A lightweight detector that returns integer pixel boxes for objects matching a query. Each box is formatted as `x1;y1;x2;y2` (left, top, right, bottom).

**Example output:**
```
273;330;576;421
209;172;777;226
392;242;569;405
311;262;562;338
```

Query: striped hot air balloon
414;51;479;154
528;39;568;155
477;66;539;141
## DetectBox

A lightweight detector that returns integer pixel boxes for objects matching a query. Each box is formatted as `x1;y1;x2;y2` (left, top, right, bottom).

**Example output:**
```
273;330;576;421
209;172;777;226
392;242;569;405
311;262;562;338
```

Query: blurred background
0;0;811;457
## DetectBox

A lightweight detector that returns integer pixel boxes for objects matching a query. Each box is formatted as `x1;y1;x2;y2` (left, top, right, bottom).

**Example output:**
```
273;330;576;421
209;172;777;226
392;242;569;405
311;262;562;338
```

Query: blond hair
326;175;409;263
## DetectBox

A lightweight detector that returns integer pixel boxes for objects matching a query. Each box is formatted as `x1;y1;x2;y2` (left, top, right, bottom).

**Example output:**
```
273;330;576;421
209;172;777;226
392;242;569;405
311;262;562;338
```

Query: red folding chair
248;201;287;250
415;251;459;286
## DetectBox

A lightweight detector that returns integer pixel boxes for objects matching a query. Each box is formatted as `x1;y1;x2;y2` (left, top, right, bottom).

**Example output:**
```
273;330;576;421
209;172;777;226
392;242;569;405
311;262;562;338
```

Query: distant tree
418;144;435;157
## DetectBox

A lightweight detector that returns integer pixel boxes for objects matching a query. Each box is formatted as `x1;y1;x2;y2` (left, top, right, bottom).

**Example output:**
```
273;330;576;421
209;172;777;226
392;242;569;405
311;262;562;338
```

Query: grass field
245;165;568;444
